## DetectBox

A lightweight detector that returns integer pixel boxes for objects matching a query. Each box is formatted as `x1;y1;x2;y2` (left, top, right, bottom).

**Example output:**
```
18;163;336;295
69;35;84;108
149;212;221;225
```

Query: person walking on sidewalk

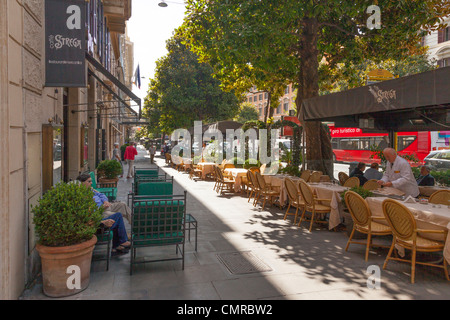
149;144;156;164
112;142;123;178
124;142;138;178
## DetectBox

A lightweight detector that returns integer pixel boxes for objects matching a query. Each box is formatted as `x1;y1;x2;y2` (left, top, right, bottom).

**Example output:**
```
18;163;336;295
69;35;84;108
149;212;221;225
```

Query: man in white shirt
377;148;419;197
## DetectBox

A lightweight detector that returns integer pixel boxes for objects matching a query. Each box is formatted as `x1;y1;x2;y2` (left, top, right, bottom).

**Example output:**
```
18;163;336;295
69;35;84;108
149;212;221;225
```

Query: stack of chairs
129;167;187;275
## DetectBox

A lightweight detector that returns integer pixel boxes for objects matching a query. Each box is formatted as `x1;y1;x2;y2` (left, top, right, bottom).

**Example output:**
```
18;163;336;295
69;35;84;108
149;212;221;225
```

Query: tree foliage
234;102;260;124
181;0;450;176
142;32;241;134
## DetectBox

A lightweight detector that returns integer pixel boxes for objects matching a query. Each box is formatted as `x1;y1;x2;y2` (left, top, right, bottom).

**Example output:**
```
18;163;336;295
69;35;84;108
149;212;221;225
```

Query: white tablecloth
224;168;248;192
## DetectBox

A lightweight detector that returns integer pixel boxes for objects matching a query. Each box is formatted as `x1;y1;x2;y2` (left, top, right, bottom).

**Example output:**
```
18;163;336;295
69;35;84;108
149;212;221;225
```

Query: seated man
350;162;368;186
77;173;130;255
416;165;435;186
364;162;383;180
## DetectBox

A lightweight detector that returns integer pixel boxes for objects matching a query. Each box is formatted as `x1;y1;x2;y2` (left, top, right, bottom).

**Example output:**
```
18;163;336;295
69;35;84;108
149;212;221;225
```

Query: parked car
424;149;450;171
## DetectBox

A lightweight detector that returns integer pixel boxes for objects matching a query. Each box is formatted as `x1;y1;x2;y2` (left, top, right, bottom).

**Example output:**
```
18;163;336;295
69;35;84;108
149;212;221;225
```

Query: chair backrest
249;167;260;173
285;178;299;202
89;172;98;189
363;179;379;191
260;164;267;174
298;180;314;206
382;199;416;241
137;182;173;196
429;190;450;205
246;170;254;187
344;191;370;227
255;171;267;189
344;176;360;188
299;170;311;182
248;170;259;190
309;171;322;183
132;193;186;245
216;166;225;181
338;172;349;185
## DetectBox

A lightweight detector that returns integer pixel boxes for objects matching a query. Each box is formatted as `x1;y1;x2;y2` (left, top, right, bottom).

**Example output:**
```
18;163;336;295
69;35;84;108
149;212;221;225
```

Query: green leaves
96;160;122;179
32;182;103;247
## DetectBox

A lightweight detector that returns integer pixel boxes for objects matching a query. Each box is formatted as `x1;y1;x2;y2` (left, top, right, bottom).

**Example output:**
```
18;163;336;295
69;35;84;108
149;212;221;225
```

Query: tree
182;0;450;176
142;31;241;134
234;102;260;124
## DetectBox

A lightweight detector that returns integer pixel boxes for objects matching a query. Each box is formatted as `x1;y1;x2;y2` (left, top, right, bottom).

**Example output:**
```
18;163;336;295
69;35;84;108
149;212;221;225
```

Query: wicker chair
344;176;360;188
283;178;305;224
297;180;331;232
247;170;261;205
344;191;391;261
189;164;202;181
363;179;380;191
215;165;235;195
382;199;449;284
254;171;280;210
309;171;322;183
299;170;311;182
428;190;450;205
338;171;349;186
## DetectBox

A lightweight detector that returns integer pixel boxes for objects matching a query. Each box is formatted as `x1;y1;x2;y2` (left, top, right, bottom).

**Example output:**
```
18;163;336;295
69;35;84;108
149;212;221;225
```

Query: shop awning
301;66;450;132
86;52;141;118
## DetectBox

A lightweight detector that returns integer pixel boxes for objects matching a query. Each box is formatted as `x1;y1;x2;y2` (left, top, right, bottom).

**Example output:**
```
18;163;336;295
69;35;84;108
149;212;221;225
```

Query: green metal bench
130;192;187;275
89;171;117;201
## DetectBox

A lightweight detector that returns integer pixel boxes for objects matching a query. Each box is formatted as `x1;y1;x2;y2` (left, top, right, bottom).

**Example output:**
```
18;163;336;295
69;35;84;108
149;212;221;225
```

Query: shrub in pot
32;182;103;297
96;159;122;182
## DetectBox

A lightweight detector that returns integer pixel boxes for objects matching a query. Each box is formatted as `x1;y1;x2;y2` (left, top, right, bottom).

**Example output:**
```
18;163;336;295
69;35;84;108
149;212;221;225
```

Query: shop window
42;124;63;193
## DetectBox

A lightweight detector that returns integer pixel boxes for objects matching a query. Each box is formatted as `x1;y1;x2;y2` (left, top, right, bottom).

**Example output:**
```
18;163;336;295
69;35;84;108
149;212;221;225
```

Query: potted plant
32;182;103;297
340;186;374;239
96;159;122;185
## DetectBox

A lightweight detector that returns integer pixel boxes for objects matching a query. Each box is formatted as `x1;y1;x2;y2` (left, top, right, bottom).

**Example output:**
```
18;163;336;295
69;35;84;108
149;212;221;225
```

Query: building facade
245;84;296;123
0;0;138;299
423;16;450;67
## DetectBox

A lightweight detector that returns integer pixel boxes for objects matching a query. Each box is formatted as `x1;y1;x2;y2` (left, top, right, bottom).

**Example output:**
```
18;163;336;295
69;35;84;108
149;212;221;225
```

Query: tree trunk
296;17;333;177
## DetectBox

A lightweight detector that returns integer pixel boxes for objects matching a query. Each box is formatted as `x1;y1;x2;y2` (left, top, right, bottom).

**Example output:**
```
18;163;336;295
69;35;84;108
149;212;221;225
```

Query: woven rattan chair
344;176;360;188
247;170;261;205
254;171;280;210
309;171;322;183
189;164;202;181
338;171;349;186
249;167;260;173
299;170;311;182
297;180;331;232
382;199;449;284
216;165;235;195
344;191;391;261
428;190;450;205
363;179;380;191
283;178;305;224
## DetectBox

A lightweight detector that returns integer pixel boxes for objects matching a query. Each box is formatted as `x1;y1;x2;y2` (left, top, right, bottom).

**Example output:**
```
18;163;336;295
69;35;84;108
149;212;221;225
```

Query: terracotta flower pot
36;236;97;298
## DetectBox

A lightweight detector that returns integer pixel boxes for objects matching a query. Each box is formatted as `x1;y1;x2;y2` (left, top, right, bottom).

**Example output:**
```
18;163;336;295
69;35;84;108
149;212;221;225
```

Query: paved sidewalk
21;145;450;300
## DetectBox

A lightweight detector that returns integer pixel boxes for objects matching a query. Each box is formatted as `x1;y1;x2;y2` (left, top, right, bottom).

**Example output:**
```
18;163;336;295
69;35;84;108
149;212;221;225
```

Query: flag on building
133;64;141;89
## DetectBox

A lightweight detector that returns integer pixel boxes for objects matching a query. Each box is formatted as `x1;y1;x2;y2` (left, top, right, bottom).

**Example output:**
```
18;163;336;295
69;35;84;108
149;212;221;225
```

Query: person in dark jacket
416;165;435;186
350;162;368;186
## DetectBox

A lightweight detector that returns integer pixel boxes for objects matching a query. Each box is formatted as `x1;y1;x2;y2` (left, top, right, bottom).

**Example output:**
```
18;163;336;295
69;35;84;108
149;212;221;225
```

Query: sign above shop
45;0;86;87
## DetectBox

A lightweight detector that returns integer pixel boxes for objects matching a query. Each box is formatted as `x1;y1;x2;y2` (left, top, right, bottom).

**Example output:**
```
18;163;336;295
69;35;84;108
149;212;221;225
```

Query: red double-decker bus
329;125;432;166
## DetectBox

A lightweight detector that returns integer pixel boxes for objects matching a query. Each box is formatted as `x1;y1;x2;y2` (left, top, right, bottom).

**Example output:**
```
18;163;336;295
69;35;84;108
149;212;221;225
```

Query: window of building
248;96;252;102
285;85;289;94
283;100;289;112
259;94;263;101
264;92;268;99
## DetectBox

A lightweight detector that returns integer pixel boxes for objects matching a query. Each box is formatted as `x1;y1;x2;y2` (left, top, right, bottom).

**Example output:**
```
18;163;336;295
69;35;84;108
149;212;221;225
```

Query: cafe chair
309;171;322;183
363;179;379;191
299;170;311;182
247;170;261;206
283;178;305;224
338;171;349;186
189;164;202;181
382;199;449;284
343;176;360;188
344;191;391;261
297;180;331;232
215;165;235;195
254;171;280;210
428;190;450;205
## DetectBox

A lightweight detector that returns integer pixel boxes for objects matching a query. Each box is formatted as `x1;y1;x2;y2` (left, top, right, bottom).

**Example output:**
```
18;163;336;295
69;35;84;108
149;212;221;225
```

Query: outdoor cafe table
262;174;300;206
224;168;248;192
197;162;217;179
308;182;349;230
366;196;450;264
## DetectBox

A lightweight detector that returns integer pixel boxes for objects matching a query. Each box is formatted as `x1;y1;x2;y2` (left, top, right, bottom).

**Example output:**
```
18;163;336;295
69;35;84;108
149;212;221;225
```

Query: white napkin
403;195;416;203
